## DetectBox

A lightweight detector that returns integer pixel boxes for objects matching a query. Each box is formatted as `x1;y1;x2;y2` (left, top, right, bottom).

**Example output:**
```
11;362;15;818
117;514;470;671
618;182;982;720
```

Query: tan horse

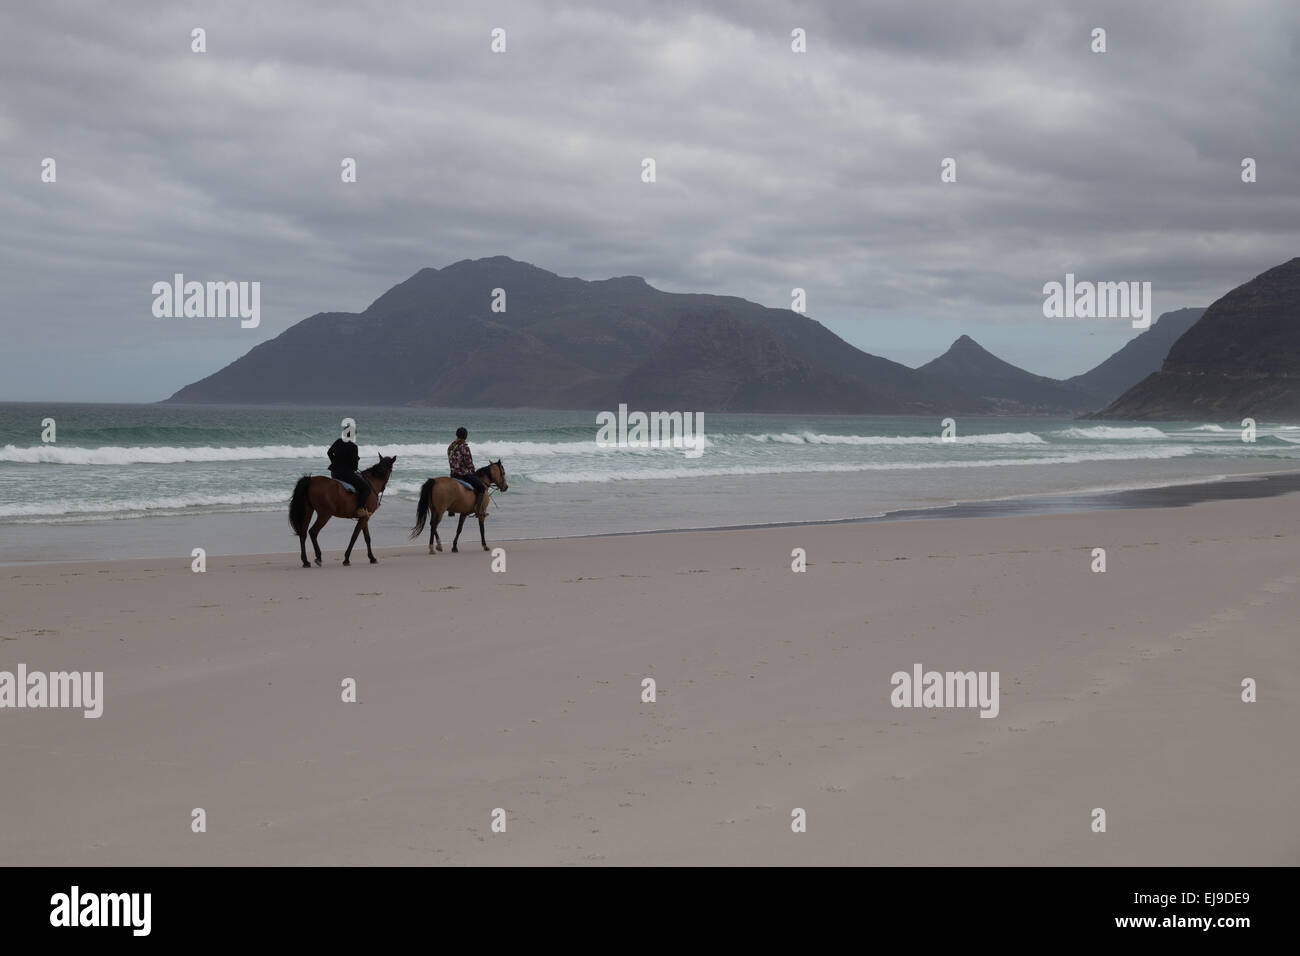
409;460;507;553
288;454;397;567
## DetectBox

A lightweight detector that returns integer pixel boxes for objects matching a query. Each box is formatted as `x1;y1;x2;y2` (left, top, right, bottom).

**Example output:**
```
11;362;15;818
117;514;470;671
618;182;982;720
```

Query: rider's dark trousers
454;473;486;510
330;468;370;512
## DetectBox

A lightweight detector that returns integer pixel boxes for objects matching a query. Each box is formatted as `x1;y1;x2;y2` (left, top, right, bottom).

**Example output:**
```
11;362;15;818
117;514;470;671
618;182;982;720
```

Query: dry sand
1;495;1297;865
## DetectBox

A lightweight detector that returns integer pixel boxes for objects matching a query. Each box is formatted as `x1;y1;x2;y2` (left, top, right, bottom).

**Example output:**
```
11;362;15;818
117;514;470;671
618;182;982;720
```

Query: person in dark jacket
447;426;485;516
327;436;371;517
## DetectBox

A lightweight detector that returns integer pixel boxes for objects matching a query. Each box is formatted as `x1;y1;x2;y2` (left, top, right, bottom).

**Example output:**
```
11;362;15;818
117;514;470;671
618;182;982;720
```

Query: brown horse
409;460;507;554
289;454;397;567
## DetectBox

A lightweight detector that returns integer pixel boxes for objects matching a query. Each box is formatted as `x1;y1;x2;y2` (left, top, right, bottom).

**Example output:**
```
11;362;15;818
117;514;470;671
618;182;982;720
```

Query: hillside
1093;259;1300;419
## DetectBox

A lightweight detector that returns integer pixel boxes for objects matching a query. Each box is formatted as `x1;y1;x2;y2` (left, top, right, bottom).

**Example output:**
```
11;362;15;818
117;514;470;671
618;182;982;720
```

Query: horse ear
377;452;382;460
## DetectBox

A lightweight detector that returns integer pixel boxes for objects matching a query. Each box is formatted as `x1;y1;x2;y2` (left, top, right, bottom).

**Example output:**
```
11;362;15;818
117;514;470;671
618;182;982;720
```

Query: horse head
371;453;397;487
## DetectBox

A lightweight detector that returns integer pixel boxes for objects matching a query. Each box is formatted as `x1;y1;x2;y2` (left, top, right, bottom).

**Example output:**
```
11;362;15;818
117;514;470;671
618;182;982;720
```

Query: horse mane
475;463;492;477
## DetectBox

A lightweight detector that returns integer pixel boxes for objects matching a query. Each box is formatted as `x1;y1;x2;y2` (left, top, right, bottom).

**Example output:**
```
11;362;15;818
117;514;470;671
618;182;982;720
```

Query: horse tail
289;475;312;536
409;477;436;539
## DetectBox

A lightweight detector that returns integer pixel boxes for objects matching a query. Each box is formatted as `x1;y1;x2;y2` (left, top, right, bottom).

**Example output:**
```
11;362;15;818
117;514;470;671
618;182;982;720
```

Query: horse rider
327;435;371;517
447;426;486;516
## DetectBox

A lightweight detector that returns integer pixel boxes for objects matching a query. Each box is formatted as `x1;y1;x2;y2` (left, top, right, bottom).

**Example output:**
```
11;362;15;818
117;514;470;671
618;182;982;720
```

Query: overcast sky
2;0;1297;402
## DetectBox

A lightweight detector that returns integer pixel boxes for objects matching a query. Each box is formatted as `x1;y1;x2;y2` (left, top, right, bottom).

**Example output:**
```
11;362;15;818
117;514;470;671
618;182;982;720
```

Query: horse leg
343;518;363;566
478;513;488;551
299;505;314;568
452;513;467;553
362;519;376;564
430;488;448;553
309;514;329;567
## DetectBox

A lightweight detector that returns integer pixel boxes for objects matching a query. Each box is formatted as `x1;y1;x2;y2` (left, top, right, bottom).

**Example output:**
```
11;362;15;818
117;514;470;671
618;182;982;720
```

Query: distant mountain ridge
167;256;1194;416
1065;308;1204;399
918;335;1101;414
167;257;990;414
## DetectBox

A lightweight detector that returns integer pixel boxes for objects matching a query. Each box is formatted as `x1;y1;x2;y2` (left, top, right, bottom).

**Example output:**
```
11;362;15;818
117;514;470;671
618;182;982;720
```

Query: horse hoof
435;544;443;553
302;562;311;569
314;558;322;567
369;557;377;564
342;559;350;567
482;545;490;552
451;547;458;553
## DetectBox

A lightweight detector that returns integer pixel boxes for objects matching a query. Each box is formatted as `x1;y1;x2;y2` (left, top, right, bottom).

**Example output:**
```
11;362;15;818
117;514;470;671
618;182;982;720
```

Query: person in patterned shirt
447;426;485;516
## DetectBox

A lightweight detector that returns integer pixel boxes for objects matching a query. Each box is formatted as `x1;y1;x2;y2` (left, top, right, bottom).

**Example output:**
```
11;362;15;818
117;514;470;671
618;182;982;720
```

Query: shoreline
549;466;1300;541
5;465;1300;567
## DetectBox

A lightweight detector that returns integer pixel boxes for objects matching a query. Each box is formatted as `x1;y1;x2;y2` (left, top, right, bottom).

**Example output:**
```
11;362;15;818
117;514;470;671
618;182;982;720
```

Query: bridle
481;461;506;508
364;459;393;509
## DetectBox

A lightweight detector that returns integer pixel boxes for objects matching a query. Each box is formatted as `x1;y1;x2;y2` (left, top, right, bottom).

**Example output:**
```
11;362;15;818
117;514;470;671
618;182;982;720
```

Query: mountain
916;335;1101;414
166;256;993;414
1065;308;1204;402
1092;258;1300;420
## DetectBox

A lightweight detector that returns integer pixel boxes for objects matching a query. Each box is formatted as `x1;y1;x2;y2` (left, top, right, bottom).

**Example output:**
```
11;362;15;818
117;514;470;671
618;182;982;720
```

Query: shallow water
3;402;1299;562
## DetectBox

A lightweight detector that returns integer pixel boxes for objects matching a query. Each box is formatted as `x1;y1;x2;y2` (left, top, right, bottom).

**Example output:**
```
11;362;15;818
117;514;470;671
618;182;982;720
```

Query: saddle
452;478;475;491
333;478;356;494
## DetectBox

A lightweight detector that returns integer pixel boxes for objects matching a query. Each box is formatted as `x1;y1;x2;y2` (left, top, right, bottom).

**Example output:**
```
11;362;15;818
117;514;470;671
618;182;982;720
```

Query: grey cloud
1;0;1297;399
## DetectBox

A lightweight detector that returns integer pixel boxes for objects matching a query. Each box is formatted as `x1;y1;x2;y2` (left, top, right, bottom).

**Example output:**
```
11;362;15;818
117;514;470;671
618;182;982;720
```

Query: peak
444;255;532;269
431;255;549;274
394;257;556;288
917;335;1004;373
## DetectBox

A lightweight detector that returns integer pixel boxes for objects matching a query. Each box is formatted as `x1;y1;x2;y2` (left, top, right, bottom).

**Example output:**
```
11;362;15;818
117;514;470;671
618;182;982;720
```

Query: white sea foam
746;431;1046;446
0;437;713;465
0;490;289;519
526;445;1199;483
0;443;329;465
1054;426;1168;440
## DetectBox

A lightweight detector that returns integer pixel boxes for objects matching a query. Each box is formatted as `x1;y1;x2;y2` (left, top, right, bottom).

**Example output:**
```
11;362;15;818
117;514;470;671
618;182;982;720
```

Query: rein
362;464;391;509
474;464;505;508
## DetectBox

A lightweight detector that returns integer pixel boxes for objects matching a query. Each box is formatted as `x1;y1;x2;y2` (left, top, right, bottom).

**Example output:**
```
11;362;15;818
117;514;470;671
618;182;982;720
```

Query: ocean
3;402;1300;563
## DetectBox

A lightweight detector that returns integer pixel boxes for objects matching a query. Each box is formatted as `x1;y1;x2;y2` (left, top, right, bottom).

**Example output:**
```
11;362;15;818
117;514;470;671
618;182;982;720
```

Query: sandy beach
2;494;1297;866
